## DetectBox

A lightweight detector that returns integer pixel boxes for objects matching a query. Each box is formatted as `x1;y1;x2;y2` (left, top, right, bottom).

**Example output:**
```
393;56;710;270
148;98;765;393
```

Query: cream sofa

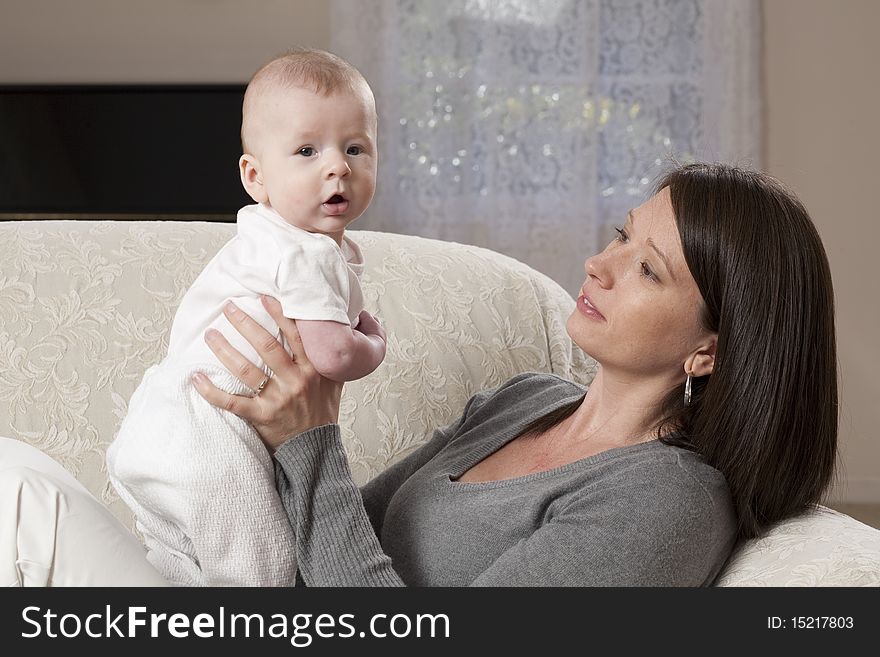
1;219;878;586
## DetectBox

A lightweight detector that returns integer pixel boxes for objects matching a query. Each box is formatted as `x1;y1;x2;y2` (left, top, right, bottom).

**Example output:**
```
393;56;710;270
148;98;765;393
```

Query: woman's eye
640;261;656;280
297;147;316;157
614;226;628;243
346;145;363;156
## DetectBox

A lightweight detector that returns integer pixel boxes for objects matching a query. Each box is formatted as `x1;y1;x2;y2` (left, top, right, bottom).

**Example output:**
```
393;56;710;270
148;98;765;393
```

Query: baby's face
250;85;377;241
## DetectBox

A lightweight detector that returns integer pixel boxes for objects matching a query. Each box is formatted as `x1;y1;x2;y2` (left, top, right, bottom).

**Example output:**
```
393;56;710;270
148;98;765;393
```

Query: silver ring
253;374;271;397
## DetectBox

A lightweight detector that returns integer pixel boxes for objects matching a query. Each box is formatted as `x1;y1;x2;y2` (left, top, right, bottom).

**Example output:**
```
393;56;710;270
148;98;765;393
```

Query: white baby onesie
107;203;365;586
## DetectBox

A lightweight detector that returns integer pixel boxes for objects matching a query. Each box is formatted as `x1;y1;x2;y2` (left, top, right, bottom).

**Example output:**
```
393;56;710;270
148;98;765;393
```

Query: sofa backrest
0;221;595;529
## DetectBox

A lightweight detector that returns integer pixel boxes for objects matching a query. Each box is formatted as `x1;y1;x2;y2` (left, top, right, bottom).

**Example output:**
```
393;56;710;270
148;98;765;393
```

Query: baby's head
239;48;377;243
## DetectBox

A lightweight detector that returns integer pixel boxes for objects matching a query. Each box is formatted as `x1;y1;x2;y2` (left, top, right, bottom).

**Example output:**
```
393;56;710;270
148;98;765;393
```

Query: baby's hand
356;310;386;343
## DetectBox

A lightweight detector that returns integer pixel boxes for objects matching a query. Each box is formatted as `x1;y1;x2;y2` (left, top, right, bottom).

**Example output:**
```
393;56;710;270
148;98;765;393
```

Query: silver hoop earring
684;374;693;406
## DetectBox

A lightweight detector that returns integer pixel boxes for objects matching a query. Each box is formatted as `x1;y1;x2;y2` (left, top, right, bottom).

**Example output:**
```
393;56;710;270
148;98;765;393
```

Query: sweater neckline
445;439;666;490
444;387;670;490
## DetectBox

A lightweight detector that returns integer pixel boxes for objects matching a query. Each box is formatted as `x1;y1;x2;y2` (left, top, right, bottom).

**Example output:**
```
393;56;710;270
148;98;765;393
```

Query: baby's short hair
241;48;373;154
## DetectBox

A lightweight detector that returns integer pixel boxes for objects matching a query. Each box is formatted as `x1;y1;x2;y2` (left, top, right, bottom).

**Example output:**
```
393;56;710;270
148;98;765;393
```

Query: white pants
0;436;167;587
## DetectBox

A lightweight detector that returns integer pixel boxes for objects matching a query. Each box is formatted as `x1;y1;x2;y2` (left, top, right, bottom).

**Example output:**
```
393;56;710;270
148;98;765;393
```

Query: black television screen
0;85;249;218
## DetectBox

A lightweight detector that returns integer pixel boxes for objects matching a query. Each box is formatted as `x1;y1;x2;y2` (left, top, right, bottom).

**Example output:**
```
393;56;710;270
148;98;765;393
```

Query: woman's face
567;187;712;379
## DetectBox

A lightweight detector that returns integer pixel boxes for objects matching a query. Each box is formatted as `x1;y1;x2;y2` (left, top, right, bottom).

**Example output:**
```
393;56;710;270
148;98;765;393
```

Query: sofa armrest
714;505;880;586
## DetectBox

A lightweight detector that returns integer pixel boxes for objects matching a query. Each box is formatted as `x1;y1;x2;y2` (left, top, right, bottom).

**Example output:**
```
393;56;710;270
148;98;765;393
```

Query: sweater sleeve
274;425;404;586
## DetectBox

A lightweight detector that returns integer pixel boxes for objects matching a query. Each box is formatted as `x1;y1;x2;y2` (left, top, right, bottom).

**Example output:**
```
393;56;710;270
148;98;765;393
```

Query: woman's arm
191;296;495;585
274;424;405;586
192;298;402;585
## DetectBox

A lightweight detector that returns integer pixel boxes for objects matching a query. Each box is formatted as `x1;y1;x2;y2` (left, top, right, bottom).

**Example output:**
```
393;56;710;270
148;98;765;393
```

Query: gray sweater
274;372;738;586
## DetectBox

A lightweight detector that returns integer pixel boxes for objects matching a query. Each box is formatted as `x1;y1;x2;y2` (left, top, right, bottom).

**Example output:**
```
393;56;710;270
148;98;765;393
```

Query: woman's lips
577;293;606;321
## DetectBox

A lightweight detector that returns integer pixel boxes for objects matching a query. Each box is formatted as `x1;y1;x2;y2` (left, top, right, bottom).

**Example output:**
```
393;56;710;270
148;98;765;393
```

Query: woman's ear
239;154;267;203
685;334;717;378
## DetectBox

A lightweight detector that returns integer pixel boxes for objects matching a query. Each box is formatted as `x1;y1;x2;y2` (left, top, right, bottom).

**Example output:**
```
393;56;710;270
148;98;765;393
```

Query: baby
107;48;385;586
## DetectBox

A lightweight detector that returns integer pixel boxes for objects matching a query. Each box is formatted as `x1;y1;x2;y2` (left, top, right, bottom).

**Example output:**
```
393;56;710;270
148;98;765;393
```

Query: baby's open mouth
322;194;350;216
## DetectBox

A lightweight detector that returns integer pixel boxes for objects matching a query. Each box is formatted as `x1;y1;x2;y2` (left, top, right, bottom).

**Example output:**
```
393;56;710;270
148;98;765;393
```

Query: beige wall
2;1;876;503
0;0;331;83
765;0;880;503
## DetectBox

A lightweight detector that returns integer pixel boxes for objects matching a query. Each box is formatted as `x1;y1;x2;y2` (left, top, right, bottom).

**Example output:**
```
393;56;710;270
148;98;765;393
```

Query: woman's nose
585;251;612;287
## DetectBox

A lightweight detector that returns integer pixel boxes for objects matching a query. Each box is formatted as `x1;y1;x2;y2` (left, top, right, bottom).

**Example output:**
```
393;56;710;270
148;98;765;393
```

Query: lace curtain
330;0;762;294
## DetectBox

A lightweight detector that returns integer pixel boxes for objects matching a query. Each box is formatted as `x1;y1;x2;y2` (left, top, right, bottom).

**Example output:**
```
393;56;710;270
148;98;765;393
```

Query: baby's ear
239;154;267;203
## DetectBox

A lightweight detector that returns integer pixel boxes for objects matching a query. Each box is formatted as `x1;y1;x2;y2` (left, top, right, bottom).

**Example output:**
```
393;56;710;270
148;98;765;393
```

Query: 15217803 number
792;616;853;629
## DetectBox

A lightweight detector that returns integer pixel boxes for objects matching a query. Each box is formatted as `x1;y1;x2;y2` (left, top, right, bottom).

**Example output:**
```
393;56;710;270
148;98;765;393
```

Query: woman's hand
191;296;343;453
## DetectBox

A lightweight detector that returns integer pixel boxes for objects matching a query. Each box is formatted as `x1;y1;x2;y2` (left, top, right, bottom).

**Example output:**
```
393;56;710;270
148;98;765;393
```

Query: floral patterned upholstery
716;507;880;586
1;220;877;586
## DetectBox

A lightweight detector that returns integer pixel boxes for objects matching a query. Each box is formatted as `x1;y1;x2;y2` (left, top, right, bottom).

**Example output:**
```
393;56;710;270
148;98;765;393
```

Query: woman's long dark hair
525;162;839;540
